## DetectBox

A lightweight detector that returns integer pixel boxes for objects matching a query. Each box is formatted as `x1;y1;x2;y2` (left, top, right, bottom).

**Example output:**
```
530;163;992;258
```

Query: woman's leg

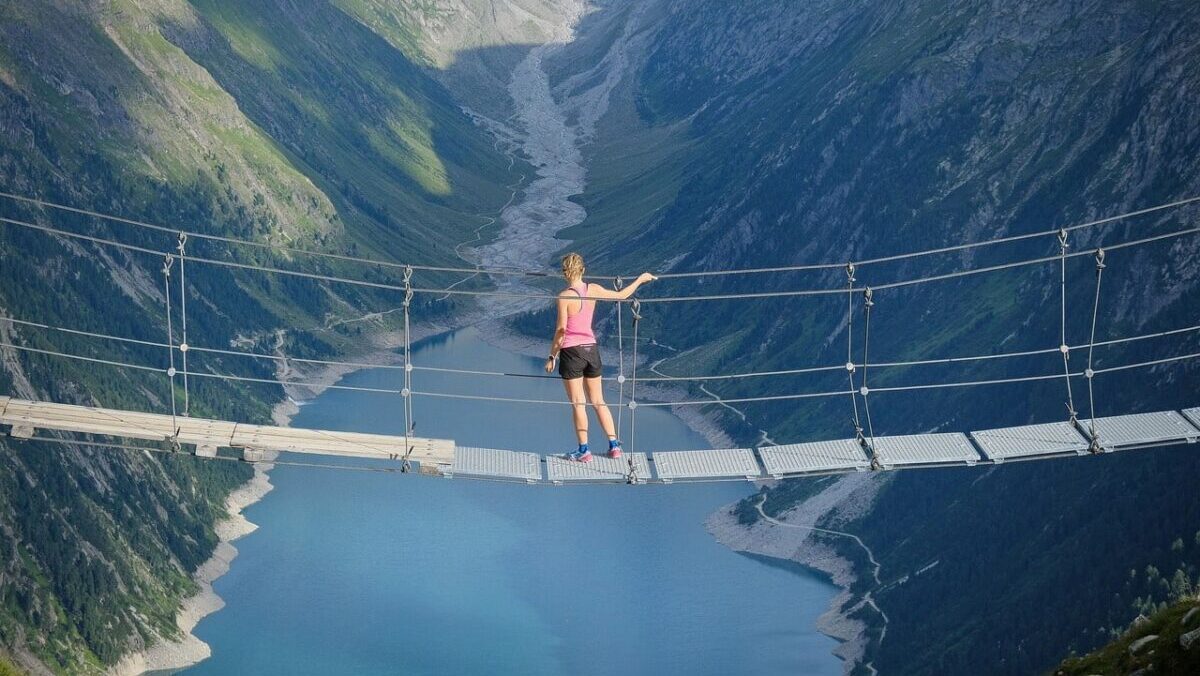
584;376;618;440
563;377;588;444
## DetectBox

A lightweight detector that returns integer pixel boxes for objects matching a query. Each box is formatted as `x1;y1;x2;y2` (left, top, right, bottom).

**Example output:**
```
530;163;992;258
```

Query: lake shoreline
705;474;886;674
110;456;276;676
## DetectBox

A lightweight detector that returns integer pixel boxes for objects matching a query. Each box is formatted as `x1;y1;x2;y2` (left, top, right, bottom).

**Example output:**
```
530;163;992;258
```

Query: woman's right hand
636;272;657;285
545;357;555;373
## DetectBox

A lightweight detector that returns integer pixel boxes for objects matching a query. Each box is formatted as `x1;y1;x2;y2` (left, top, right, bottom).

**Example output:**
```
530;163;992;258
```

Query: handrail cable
652;196;1200;278
3;314;1196;388
2;339;1197;414
1;215;1198;304
2;190;1196;280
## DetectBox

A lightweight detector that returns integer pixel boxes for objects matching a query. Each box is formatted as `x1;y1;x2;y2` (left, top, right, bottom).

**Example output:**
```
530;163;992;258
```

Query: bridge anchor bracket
8;425;34;440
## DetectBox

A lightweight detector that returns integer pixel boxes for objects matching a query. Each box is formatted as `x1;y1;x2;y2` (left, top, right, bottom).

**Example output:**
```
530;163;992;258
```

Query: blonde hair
561;252;585;282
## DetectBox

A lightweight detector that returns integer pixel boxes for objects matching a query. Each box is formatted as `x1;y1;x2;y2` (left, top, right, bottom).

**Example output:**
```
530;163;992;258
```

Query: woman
545;253;656;462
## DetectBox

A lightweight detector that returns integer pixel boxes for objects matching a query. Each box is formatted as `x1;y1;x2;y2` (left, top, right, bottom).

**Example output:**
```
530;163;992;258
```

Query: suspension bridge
0;191;1198;485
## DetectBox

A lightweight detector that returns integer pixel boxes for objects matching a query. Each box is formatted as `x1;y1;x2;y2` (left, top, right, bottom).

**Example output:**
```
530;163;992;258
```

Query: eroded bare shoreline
706;474;887;674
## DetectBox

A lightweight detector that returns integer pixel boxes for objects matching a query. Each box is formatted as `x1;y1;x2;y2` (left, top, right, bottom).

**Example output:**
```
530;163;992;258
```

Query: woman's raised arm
587;272;657;300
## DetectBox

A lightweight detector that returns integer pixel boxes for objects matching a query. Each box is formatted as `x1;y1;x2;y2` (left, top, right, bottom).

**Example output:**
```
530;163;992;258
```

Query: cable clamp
862;287;874;308
845;263;856;284
401;444;415;473
1094;248;1106;269
162;254;174;277
614;276;624;290
630;299;642;322
1088;435;1103;454
177;232;188;253
403;265;414;308
1057;228;1069;251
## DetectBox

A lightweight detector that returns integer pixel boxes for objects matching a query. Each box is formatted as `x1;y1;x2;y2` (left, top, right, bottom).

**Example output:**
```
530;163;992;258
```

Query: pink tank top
561;282;596;348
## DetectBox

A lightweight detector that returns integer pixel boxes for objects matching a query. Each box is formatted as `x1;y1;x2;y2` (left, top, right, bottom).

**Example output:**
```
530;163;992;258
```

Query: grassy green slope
1056;596;1200;676
173;0;517;276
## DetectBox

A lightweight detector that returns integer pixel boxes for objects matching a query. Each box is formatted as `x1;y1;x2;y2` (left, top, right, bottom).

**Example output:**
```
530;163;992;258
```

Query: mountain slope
0;1;521;672
1055;596;1200;676
537;1;1200;673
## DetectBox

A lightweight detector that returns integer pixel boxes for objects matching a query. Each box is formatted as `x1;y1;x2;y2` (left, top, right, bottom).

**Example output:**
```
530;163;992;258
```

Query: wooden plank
0;398;455;465
0;396;10;417
229;424;454;464
1;399;237;446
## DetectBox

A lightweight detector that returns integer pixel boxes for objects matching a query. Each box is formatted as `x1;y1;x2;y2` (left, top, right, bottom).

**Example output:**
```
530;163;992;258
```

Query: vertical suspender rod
176;234;191;416
1084;248;1106;452
161;254;180;450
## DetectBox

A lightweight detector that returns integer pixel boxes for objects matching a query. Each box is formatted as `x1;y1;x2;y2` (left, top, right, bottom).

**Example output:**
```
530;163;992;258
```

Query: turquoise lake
183;328;840;675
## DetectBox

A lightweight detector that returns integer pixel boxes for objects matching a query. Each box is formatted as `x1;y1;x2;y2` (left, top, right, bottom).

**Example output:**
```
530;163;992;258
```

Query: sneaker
608;441;623;459
567;448;593;463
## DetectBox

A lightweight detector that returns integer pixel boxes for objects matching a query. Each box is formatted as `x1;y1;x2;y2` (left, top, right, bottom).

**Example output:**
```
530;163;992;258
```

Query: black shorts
559;344;602;379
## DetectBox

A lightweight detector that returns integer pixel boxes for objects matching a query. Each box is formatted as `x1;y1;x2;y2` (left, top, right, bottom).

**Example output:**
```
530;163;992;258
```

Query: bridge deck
448;447;542;482
4;397;1199;485
758;439;871;477
546;453;651;484
871;432;981;469
1082;411;1199;451
651;448;762;482
971;421;1090;462
0;397;454;465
